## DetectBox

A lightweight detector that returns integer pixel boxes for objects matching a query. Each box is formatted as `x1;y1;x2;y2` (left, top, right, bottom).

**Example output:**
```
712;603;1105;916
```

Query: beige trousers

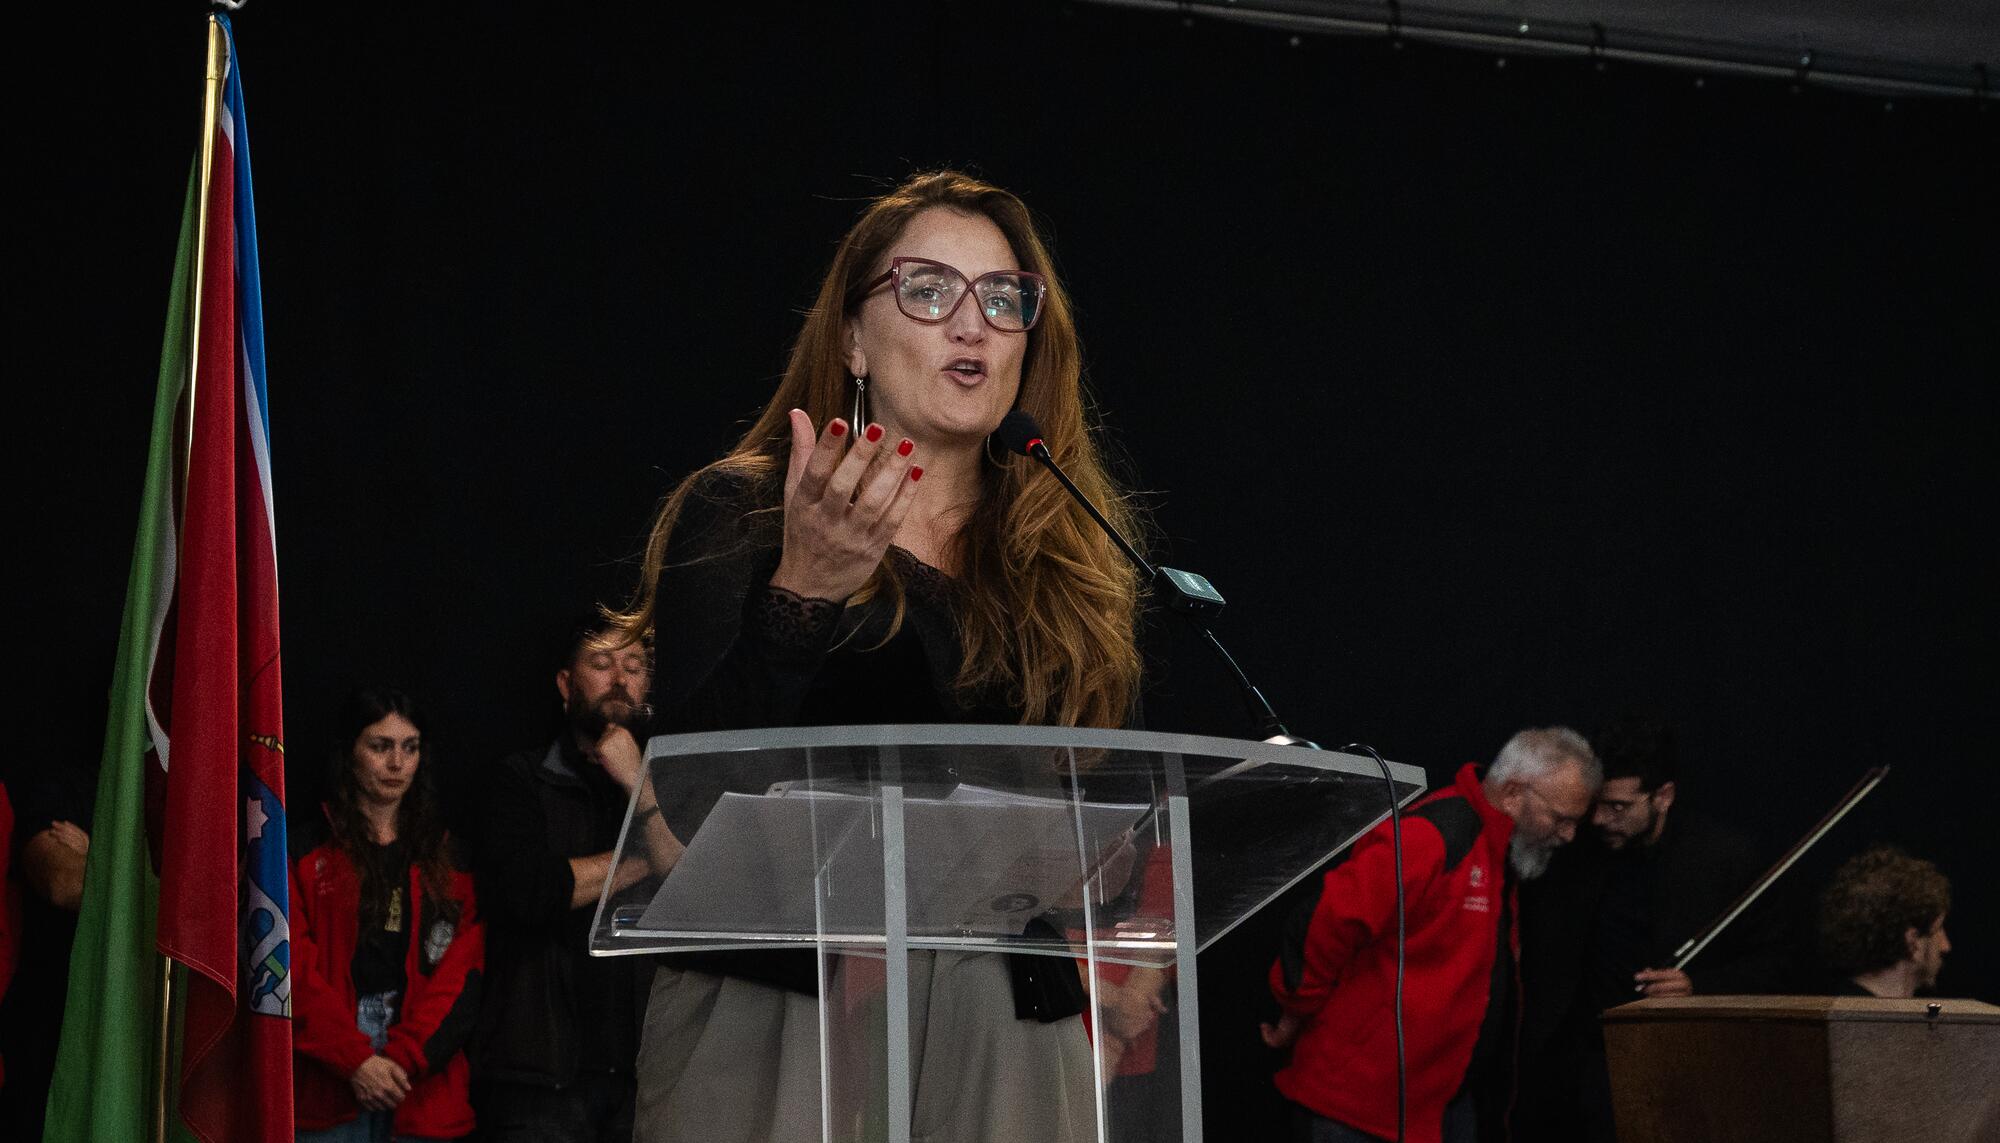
633;951;1098;1143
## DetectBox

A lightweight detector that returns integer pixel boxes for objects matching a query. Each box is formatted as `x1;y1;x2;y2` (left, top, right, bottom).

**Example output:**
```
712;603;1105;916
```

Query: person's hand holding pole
1634;967;1693;998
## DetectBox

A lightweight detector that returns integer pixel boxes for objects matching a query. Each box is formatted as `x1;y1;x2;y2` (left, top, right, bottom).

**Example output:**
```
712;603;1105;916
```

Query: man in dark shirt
0;754;95;1140
470;617;657;1143
1517;716;1793;1142
1816;845;1952;998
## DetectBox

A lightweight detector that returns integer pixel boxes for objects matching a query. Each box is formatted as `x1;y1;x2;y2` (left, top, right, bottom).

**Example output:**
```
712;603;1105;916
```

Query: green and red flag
46;13;291;1142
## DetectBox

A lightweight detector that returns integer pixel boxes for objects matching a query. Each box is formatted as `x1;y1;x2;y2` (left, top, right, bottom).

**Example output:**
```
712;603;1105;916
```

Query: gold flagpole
150;958;175;1143
181;14;225;491
155;16;227;1143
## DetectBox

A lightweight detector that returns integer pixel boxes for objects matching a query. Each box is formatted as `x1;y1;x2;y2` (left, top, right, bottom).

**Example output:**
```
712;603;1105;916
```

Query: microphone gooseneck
995;412;1410;1142
996;412;1152;578
992;412;1299;744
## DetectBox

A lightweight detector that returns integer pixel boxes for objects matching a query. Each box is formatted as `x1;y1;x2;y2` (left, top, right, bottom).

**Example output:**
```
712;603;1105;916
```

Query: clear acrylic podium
590;725;1424;1143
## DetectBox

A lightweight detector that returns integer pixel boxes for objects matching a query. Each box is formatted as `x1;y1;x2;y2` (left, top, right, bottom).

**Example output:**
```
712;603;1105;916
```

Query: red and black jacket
291;828;484;1137
1270;763;1519;1143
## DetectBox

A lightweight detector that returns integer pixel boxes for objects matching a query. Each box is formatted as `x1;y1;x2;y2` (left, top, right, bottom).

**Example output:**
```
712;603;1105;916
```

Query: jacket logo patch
1468;864;1485;888
1463;895;1491;913
424;919;457;968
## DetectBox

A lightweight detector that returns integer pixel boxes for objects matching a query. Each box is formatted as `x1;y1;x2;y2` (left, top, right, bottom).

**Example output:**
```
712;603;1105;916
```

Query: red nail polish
897;438;914;457
909;466;924;482
829;419;847;437
865;424;884;443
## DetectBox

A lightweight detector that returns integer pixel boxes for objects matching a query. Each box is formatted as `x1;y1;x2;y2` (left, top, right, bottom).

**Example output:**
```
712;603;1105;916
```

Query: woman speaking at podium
609;171;1146;1142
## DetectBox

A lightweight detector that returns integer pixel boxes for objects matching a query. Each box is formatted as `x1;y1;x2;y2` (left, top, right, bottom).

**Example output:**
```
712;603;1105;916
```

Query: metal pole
1085;0;1993;100
182;13;226;496
1671;766;1889;970
150;957;176;1143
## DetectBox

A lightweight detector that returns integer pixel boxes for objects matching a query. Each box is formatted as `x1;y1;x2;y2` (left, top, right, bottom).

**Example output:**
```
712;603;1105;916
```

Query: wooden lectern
1601;995;1999;1143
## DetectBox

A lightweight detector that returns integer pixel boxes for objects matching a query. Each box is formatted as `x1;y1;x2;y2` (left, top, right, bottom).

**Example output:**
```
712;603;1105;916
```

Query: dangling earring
986;397;1025;467
850;374;868;431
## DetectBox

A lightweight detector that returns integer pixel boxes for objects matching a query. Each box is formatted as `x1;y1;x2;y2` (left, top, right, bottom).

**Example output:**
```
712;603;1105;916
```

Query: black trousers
474;1074;635;1143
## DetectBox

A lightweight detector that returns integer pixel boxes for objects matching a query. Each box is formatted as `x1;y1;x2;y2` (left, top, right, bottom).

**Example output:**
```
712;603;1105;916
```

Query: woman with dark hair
292;687;484;1142
612;171;1149;1142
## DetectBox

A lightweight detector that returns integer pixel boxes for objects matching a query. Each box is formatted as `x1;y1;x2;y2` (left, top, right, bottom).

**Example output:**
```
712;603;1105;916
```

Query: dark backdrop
18;2;1996;1135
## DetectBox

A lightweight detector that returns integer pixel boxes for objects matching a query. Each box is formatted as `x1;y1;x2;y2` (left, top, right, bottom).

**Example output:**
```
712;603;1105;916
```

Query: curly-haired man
1817;845;1953;998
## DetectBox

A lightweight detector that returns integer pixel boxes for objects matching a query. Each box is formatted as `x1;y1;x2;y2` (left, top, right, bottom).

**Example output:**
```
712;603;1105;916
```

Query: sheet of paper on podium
633;785;1148;940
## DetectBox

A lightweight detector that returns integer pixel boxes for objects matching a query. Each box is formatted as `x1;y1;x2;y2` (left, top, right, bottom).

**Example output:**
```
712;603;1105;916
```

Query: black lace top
647;472;1083;1017
651;473;1017;733
753;583;842;650
754;547;956;649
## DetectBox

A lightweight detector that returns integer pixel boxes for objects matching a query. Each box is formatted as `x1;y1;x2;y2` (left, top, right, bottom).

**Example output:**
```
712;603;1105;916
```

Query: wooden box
1600;995;1999;1142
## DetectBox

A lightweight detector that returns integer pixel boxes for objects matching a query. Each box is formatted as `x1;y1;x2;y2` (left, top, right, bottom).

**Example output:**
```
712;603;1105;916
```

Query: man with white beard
1263;728;1600;1143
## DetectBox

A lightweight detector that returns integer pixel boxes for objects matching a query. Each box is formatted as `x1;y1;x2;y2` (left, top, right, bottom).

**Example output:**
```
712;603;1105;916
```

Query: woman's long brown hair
614;171;1143;729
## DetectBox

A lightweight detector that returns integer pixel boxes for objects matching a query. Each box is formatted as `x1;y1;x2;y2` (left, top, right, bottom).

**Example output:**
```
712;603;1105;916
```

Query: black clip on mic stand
993;412;1316;749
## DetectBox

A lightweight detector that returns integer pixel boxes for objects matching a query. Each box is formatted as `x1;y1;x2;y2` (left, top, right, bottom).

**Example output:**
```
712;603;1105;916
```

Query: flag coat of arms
47;13;292;1142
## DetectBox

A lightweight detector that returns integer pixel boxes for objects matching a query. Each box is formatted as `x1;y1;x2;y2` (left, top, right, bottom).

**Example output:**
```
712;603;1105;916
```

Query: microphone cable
1344;741;1407;1143
991;411;1407;1139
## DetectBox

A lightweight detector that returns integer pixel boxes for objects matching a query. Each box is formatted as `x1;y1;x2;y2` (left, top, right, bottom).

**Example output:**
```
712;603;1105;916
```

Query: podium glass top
589;725;1424;965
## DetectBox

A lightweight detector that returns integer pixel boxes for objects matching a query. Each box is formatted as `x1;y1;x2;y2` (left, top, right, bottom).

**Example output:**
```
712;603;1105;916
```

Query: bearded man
471;616;657;1143
1515;715;1794;1142
1262;727;1601;1143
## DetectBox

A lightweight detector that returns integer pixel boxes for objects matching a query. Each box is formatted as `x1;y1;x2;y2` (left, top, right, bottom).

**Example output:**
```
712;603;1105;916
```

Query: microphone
991;411;1305;744
998;420;1406;1135
993;411;1049;461
994;413;1172;599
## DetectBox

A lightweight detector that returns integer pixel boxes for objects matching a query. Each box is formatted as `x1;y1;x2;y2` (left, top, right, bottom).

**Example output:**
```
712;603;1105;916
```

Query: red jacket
1078;841;1178;1076
291;833;484;1137
1270;763;1519;1143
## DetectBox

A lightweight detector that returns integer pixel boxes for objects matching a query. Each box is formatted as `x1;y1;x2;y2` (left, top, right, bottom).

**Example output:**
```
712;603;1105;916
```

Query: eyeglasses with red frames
851;257;1047;332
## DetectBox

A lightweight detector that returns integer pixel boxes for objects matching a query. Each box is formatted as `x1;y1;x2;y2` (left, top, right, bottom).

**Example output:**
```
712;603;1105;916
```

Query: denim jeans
298;991;445;1143
1296;1089;1480;1143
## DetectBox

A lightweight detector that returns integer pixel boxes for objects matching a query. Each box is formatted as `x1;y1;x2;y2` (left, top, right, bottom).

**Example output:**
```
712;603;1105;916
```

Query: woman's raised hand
772;408;923;602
